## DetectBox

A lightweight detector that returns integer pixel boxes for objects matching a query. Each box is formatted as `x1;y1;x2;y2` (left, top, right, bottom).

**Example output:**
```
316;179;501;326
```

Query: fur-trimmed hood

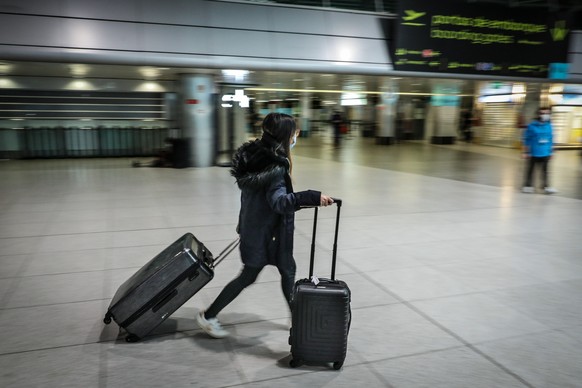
230;139;289;190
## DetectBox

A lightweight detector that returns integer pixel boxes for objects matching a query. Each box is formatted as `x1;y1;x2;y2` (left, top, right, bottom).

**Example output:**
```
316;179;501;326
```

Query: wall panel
62;19;143;51
208;2;272;31
141;25;211;55
64;0;139;20
0;14;64;46
0;0;65;15
140;0;209;25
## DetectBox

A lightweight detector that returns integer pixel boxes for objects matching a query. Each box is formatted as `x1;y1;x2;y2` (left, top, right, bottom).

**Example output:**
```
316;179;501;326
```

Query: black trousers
524;156;550;188
204;264;295;319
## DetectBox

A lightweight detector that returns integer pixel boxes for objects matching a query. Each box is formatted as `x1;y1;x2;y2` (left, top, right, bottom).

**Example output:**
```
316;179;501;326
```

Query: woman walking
197;112;334;338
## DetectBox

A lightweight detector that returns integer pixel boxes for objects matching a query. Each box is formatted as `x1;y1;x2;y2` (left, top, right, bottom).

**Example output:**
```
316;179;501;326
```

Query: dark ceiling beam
465;0;578;10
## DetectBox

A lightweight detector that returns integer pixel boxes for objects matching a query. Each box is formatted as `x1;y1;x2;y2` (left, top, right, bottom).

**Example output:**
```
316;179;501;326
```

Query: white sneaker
196;311;229;338
544;187;558;194
522;186;535;193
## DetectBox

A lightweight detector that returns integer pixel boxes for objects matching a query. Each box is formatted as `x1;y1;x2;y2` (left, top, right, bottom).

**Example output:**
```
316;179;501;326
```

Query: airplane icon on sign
403;10;426;22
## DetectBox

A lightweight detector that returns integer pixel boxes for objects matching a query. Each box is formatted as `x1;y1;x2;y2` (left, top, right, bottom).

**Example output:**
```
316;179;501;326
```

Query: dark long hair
261;112;296;157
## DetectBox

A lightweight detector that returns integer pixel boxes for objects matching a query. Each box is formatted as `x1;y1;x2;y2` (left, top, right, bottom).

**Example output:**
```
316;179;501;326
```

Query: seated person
132;138;189;168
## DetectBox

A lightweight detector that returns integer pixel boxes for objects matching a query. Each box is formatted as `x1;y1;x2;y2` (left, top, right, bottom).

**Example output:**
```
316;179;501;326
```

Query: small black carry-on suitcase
289;199;351;370
103;233;239;342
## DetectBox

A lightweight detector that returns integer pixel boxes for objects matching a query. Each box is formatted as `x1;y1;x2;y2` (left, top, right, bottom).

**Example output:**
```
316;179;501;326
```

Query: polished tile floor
1;132;582;387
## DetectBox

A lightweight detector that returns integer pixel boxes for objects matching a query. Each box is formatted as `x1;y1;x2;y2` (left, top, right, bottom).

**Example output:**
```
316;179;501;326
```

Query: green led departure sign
390;0;572;78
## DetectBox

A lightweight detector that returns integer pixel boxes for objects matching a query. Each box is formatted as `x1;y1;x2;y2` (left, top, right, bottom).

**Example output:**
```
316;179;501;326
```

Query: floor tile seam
361;287;494;304
0;265;356;282
0;313;294;357
360;361;397;388
2;271;377;310
421;261;559;289
0;236;242;257
555;325;582;343
468;327;572;348
0;223;539;246
210;357;398;388
482;290;582;328
0;297;108;312
222;335;251;385
0;223;239;240
346;262;430;273
356;344;471;364
0;328;208;358
0;265;146;280
0;255;34;311
343;260;537;388
213;370;336;388
219;345;488;388
0;275;18;311
369;271;571;329
355;344;491;383
0;243;165;257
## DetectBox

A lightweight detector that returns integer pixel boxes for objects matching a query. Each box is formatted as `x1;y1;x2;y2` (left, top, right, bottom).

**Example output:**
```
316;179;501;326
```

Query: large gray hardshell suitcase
103;233;238;342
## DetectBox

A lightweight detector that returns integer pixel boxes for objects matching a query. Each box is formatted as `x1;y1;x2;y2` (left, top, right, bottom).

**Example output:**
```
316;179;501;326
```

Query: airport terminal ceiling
0;1;580;98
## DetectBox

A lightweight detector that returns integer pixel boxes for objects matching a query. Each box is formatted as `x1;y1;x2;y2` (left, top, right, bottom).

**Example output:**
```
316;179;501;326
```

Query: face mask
290;134;297;149
540;114;550;122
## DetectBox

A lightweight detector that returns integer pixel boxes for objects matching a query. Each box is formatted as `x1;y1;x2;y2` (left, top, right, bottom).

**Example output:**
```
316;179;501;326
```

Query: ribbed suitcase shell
290;278;351;367
289;201;351;370
104;233;214;342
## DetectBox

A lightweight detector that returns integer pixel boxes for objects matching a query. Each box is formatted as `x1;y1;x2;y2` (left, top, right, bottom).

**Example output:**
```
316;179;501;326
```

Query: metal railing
0;126;169;159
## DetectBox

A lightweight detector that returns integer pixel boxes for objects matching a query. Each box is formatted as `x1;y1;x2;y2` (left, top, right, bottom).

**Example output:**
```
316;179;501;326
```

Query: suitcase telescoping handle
309;197;342;280
213;237;240;267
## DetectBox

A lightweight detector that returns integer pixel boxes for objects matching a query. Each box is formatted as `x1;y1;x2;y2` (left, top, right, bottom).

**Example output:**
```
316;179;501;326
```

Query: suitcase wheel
333;361;343;371
289;358;303;368
125;334;139;343
103;315;112;325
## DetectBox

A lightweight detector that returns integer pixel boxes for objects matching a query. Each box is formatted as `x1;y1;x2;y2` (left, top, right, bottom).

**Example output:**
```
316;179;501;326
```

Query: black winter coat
231;139;321;269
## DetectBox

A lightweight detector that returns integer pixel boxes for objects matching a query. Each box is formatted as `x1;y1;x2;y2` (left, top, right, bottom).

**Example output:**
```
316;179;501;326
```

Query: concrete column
300;92;311;137
427;81;461;144
178;74;215;167
376;79;398;145
216;85;251;166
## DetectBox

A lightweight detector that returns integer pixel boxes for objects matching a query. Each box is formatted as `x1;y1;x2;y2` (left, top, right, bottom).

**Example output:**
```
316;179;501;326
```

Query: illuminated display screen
390;0;572;78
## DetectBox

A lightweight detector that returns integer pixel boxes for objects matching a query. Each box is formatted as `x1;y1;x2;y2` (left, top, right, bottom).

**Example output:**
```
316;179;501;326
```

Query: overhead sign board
391;0;572;78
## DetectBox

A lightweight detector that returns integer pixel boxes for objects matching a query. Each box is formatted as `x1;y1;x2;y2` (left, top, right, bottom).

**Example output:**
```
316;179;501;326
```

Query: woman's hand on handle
320;194;334;207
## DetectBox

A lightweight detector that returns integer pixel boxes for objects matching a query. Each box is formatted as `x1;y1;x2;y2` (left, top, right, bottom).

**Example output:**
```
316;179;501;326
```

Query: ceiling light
0;62;13;75
139;67;160;80
69;64;89;78
222;69;249;82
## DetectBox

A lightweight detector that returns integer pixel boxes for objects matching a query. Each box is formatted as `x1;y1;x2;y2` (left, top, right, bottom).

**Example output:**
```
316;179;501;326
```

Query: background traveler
522;107;558;194
330;110;343;147
132;138;189;169
460;108;473;143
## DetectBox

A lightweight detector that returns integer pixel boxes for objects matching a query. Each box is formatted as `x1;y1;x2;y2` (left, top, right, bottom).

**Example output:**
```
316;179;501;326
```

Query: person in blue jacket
522;107;558;194
197;112;334;338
